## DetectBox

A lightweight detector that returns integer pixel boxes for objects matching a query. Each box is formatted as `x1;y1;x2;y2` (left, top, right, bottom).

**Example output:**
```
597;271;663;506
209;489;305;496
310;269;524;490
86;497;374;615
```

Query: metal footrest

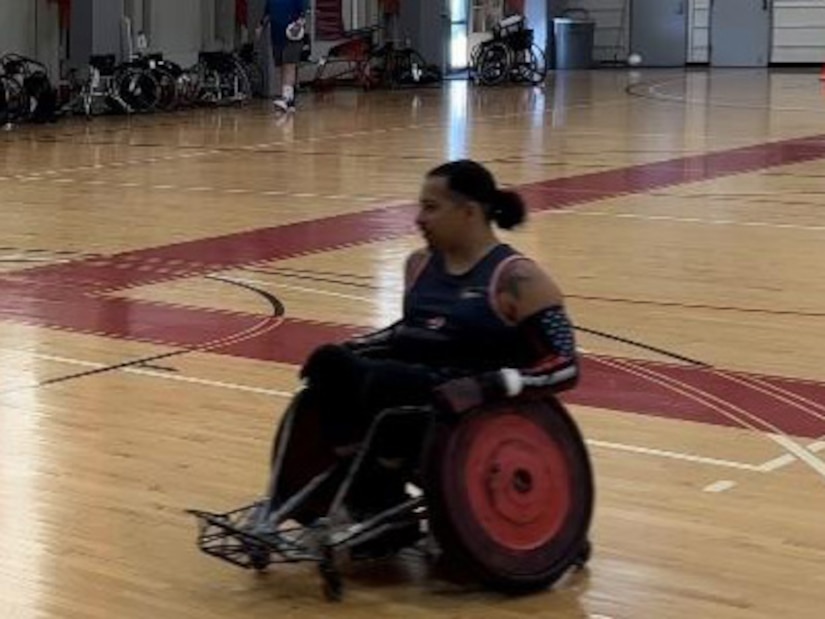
188;502;321;570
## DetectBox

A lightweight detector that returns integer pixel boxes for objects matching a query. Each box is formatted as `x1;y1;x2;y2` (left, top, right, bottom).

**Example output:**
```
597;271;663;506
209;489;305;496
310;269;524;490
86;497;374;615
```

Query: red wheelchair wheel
424;396;593;592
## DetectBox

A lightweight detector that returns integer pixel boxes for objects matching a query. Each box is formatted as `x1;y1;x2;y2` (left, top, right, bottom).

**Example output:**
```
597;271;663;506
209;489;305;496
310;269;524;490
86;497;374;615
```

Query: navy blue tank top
392;244;532;370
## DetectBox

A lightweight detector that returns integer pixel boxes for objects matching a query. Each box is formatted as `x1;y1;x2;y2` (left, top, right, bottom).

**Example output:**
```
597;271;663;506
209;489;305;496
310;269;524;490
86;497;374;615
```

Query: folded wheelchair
189;366;594;601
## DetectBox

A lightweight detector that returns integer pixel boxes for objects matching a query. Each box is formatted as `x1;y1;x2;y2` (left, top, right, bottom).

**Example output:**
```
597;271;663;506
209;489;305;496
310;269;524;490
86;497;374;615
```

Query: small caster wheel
573;539;592;570
320;561;343;601
319;544;343;601
249;548;270;571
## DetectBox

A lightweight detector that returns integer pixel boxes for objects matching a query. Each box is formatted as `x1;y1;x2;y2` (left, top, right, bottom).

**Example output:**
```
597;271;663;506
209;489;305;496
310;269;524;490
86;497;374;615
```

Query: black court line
243;266;713;367
240;266;384;290
29;275;284;389
39;349;192;387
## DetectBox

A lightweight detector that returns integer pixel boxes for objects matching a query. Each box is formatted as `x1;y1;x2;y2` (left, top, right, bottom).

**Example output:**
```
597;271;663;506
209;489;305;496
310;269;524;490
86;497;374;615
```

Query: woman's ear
461;198;482;219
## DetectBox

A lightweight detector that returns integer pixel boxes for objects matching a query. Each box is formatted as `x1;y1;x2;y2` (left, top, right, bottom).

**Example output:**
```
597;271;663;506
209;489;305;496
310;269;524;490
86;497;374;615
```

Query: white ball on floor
627;53;643;67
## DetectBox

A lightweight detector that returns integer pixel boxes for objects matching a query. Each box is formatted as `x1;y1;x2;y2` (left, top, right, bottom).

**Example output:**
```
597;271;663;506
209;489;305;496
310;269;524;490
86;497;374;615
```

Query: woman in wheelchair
192;160;593;598
302;158;579;491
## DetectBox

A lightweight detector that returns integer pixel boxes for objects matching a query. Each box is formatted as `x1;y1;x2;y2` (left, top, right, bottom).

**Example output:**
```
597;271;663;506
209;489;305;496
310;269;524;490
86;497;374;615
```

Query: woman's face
416;176;474;250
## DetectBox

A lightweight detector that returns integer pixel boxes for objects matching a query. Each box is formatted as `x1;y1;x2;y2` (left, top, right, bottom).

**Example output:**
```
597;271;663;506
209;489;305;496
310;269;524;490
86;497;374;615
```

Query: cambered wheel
424;396;594;593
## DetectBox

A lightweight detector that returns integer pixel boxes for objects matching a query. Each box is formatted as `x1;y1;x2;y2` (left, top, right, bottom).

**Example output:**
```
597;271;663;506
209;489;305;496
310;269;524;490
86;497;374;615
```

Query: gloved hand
341;323;400;358
432;369;523;414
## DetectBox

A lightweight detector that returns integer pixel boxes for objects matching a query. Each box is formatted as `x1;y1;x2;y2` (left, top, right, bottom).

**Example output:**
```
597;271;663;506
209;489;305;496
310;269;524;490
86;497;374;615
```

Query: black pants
300;344;455;460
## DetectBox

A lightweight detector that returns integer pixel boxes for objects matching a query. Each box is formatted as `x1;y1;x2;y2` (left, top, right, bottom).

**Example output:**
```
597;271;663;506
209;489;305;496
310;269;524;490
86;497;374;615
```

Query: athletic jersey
264;0;306;45
394;244;533;370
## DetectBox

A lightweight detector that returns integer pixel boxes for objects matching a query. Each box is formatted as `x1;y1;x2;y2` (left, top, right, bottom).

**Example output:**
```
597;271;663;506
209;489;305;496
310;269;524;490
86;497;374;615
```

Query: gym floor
1;69;824;618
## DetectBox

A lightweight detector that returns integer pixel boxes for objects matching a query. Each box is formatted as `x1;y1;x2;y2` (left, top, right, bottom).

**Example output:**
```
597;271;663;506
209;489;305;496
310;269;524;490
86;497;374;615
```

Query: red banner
235;0;248;26
315;0;344;40
47;0;72;28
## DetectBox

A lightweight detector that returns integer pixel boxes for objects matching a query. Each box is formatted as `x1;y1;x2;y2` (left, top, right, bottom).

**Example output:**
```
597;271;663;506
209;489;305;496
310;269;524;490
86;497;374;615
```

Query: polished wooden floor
1;69;824;618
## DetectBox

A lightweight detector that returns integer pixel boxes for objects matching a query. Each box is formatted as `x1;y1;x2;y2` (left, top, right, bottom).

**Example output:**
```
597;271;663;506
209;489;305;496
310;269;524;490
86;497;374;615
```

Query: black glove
342;323;400;358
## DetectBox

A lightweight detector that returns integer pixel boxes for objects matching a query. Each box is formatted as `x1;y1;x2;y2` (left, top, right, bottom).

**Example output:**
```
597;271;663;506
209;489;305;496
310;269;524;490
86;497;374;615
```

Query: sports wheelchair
189;368;593;601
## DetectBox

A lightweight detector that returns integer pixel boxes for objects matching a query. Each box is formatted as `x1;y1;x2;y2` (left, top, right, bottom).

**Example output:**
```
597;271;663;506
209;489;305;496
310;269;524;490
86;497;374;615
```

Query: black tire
423;396;594;593
476;42;511;86
0;76;27;124
514;45;547;86
152;66;180;111
469;42;484;83
115;67;160;113
243;61;265;98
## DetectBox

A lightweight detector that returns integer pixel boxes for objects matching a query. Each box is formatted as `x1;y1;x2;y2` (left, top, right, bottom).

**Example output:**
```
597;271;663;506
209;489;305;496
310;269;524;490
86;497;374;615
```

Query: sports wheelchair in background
308;25;442;91
470;15;547;86
189;368;593;601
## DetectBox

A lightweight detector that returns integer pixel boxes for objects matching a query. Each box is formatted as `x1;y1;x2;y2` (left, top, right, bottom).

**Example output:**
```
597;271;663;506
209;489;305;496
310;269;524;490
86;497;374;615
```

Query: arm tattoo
498;262;535;301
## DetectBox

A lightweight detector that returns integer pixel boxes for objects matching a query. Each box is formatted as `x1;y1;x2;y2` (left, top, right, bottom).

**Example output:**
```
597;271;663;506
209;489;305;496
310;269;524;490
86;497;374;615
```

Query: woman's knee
300;344;362;387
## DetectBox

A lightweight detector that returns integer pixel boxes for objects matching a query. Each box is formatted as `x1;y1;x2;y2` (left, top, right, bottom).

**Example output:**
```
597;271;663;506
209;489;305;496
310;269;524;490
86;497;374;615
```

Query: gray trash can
553;16;595;69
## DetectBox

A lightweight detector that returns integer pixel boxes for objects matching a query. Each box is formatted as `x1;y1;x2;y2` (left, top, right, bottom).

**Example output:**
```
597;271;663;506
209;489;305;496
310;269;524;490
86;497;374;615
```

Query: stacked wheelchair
189;376;593;601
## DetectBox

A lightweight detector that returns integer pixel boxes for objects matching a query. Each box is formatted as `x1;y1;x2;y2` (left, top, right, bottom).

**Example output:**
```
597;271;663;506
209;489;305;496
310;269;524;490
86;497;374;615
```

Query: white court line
703;439;825;494
0;347;768;472
552;210;825;232
0;349;292;398
766;435;825;481
703;480;737;493
585;439;763;472
644;75;825;113
758;438;825;473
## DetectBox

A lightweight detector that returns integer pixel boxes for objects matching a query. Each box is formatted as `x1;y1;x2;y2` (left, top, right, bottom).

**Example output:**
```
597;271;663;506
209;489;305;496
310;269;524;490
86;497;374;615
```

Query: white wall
772;0;825;63
0;0;61;78
688;0;709;63
0;1;36;57
144;0;207;66
562;0;629;62
690;0;825;64
564;0;825;65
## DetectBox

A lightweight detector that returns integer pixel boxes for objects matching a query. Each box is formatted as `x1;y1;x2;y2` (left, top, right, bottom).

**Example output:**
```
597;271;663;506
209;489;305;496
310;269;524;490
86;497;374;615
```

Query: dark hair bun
492;189;527;229
426;159;527;229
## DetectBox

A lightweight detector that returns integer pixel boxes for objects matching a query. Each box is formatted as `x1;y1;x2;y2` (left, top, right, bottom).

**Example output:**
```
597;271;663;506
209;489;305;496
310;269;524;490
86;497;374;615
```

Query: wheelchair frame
190;388;593;601
470;18;547;86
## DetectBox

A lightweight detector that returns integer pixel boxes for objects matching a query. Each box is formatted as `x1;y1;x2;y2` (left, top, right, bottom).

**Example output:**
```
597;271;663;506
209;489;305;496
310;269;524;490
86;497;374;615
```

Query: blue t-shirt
264;0;306;45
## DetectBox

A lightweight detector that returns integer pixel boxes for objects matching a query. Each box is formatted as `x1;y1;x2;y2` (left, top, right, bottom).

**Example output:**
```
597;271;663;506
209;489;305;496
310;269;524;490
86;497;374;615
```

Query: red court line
2;134;825;437
14;133;825;292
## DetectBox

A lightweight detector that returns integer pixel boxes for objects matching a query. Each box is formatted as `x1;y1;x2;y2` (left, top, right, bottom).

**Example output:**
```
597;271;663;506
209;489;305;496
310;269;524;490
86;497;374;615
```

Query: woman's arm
494;257;578;384
432;258;579;415
493;257;564;324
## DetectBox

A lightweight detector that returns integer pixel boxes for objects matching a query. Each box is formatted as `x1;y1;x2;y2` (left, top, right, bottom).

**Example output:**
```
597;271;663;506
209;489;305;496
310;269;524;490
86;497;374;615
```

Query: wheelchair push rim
426;396;593;592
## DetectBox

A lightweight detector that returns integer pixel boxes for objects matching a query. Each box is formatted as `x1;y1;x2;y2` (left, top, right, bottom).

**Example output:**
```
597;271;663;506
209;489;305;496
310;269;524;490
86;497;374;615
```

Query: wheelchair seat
190;378;594;600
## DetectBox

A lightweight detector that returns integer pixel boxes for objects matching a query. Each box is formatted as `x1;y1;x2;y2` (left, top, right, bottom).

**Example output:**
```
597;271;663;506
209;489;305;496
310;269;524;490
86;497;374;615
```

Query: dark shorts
271;38;303;66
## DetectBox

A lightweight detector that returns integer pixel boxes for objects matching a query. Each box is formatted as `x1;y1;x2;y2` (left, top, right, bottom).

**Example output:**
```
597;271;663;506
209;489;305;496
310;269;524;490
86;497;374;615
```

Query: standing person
256;0;307;112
